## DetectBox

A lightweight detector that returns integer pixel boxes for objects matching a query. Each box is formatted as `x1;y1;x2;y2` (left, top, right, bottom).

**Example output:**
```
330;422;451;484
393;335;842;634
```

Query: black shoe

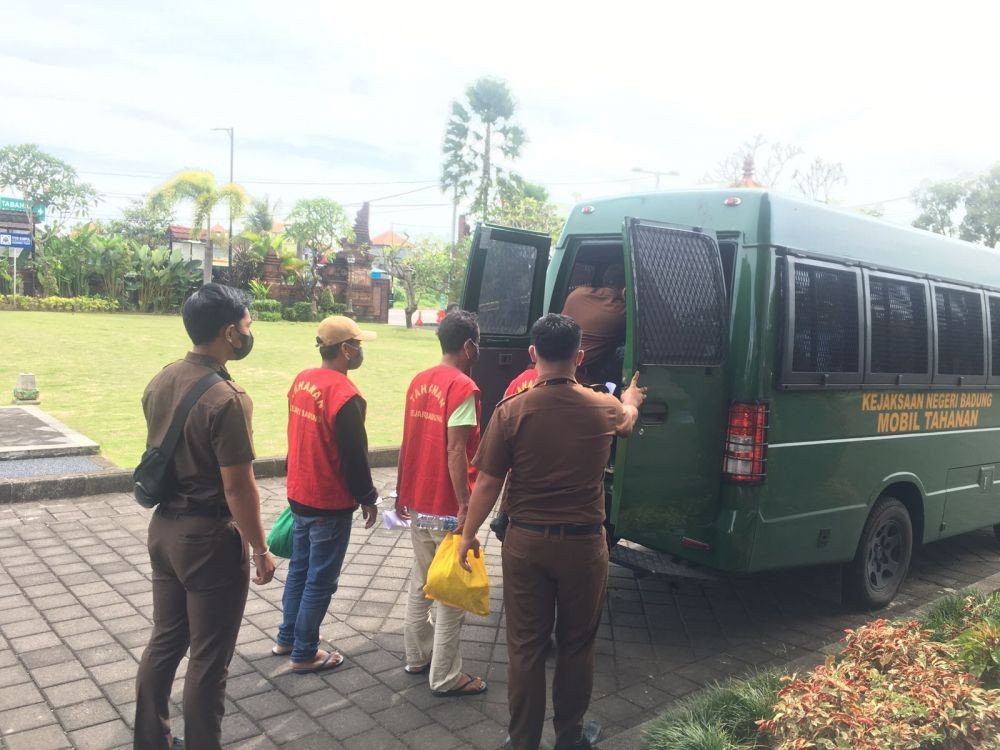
554;720;601;749
172;739;185;750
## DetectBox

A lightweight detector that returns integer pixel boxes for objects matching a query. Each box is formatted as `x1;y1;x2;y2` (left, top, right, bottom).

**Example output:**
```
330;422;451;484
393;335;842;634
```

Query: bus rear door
461;224;551;427
612;218;731;561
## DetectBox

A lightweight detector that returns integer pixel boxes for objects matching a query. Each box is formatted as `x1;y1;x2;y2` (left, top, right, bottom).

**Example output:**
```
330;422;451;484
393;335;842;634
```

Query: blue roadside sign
0;230;33;250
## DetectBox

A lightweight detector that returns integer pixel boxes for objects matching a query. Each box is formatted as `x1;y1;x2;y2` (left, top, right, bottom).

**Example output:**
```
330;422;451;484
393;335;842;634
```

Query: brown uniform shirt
142;353;255;513
473;379;629;526
561;286;626;375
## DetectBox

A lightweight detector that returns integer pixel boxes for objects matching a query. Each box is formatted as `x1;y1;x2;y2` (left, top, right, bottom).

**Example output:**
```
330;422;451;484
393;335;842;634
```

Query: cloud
2;0;998;235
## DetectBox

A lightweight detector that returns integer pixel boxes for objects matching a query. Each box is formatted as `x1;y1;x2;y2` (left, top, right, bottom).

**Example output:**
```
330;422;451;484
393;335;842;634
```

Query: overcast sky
2;0;997;238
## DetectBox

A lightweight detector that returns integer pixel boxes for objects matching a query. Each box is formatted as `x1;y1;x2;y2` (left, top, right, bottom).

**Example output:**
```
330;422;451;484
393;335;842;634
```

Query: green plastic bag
267;507;294;559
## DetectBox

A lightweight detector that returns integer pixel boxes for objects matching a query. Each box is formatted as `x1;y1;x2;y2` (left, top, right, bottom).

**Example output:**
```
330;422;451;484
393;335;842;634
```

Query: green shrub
759;619;1000;749
291;301;315;322
924;592;1000;689
250;298;281;313
253;311;282;322
318;287;336;312
646;671;780;750
0;294;120;313
281;306;297;321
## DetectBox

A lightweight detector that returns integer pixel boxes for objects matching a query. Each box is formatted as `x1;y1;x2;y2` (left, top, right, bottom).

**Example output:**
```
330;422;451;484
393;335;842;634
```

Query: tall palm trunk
480;123;492;222
203;212;213;285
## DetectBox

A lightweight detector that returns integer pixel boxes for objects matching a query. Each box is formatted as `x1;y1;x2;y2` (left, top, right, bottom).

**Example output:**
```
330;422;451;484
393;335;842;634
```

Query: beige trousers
403;527;467;692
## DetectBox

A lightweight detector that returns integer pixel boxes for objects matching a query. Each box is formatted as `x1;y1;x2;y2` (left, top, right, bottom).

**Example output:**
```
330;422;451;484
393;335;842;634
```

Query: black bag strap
159;371;223;458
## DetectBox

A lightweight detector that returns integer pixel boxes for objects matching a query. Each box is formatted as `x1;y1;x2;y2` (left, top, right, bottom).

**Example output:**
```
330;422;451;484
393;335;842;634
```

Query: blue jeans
276;512;352;662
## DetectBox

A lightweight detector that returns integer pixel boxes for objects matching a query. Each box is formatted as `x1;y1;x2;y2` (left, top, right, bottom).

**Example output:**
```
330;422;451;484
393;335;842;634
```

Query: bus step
610;542;721;581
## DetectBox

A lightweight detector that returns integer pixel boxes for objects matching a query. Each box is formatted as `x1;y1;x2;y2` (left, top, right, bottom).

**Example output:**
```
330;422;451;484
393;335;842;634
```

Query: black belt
156;504;231;520
509;520;602;536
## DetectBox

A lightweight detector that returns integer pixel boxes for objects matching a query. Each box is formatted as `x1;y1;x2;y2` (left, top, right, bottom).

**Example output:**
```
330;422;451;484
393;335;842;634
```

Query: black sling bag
133;371;222;509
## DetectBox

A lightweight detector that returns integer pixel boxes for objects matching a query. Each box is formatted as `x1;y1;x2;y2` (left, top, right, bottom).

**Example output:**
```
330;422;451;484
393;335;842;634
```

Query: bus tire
842;496;913;610
994;524;1000;544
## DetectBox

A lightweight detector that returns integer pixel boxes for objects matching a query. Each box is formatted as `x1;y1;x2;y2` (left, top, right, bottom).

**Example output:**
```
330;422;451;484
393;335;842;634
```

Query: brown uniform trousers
134;511;249;750
502;524;609;750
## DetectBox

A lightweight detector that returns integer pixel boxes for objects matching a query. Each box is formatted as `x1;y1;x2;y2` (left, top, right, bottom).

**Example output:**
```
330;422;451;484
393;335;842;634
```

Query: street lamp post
211;127;235;273
631;166;680;190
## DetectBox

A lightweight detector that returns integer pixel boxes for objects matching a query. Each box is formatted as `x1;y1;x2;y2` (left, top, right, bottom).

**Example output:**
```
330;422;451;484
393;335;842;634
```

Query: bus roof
560;189;1000;288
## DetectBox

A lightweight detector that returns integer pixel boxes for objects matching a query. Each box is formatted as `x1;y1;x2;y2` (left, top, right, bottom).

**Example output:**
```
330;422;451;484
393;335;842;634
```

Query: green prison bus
460;189;1000;608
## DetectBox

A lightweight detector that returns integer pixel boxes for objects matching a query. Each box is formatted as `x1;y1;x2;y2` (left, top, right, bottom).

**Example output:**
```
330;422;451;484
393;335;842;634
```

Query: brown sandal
432;673;487;697
291;649;345;674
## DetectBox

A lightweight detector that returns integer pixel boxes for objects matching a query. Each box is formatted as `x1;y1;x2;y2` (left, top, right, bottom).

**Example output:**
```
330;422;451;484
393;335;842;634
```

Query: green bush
291;301;315;322
646;671;780;750
281;306;297;321
253;311;283;322
250;298;281;313
318;287;336;312
0;294;120;313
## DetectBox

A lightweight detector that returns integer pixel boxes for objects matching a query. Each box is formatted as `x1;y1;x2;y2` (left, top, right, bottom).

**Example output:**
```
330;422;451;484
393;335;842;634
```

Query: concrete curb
0;446;400;504
600;570;1000;750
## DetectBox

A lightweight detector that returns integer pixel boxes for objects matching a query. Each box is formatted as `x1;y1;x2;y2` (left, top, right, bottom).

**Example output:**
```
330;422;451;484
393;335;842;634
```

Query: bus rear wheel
843;496;913;610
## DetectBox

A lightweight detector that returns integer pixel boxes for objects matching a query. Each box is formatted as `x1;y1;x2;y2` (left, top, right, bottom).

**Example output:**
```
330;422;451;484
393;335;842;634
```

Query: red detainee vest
285;368;362;511
503;367;539;399
398;365;480;516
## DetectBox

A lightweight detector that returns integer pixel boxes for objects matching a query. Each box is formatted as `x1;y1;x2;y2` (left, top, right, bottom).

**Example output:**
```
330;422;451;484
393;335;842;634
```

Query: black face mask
231;330;254;360
345;342;364;370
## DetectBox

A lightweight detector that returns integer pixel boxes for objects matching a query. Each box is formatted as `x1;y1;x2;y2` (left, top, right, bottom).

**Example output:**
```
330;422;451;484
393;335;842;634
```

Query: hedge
0;295;121;313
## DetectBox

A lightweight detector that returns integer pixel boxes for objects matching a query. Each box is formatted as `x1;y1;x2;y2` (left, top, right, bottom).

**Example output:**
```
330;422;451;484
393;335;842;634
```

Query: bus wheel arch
880;481;925;548
843;493;915;610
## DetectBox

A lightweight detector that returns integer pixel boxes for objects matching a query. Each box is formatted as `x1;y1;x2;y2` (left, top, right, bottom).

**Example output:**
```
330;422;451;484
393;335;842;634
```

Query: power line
78;168;439;187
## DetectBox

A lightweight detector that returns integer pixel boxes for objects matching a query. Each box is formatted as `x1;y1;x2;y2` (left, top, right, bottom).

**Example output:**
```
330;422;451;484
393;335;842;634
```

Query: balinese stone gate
260;202;390;323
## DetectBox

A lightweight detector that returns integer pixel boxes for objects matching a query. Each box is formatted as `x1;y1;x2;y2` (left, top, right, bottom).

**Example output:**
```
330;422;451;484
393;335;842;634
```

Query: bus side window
933;284;986;387
781;258;863;387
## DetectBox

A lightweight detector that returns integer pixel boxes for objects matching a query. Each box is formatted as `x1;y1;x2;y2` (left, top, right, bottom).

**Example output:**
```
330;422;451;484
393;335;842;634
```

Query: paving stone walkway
2;473;1000;749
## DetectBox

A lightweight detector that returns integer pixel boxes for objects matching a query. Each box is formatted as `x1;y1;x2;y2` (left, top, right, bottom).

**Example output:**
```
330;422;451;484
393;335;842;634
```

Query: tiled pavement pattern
2;471;1000;749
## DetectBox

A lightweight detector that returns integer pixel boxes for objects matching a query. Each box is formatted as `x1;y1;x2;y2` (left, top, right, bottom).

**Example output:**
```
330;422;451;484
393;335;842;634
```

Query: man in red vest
504;366;539;398
395;309;487;697
274;316;380;673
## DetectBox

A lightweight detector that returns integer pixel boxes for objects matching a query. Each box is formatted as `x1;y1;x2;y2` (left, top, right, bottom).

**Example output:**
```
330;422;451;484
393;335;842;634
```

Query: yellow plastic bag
423;533;490;616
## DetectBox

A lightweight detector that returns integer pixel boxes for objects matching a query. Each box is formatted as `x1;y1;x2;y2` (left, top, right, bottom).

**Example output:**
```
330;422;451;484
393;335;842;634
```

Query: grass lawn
0;311;441;468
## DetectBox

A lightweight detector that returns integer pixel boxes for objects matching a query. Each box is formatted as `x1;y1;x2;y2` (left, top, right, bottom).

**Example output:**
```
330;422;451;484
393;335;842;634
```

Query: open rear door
461;224;551;427
611;219;730;555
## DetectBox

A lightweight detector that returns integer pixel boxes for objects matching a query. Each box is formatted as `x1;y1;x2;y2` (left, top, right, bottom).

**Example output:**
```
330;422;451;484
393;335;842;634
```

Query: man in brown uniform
560;266;626;385
459;313;644;750
135;283;276;750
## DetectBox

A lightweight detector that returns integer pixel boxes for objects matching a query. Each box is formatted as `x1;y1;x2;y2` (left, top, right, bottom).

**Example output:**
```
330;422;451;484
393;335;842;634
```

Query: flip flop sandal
271;644;293;656
431;674;487;698
404;661;431;675
291;650;345;674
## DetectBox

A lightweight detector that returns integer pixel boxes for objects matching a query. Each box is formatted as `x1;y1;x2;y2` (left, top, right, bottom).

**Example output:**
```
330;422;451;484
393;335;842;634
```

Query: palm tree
442;77;526;224
150;170;248;284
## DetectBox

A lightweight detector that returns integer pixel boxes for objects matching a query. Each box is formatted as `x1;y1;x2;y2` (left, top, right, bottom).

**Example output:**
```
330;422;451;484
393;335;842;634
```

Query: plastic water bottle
414;513;458;531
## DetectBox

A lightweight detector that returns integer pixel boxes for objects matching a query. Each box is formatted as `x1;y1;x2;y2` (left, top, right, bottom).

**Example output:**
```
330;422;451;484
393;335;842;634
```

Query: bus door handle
640;401;668;426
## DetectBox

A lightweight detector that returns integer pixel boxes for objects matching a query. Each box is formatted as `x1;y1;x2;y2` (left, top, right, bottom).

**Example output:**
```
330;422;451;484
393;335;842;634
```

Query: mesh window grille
936;287;984;375
630;224;727;366
792;266;860;373
991;297;1000;377
477;239;538;336
869;277;928;374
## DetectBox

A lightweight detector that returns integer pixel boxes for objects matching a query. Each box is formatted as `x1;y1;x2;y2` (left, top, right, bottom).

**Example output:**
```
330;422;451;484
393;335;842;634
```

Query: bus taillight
723;402;769;484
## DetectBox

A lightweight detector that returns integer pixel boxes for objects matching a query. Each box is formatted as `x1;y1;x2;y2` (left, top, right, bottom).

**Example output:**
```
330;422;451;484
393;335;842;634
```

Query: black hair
602;265;626;288
437;309;479;354
181;283;249;345
530;313;581;361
